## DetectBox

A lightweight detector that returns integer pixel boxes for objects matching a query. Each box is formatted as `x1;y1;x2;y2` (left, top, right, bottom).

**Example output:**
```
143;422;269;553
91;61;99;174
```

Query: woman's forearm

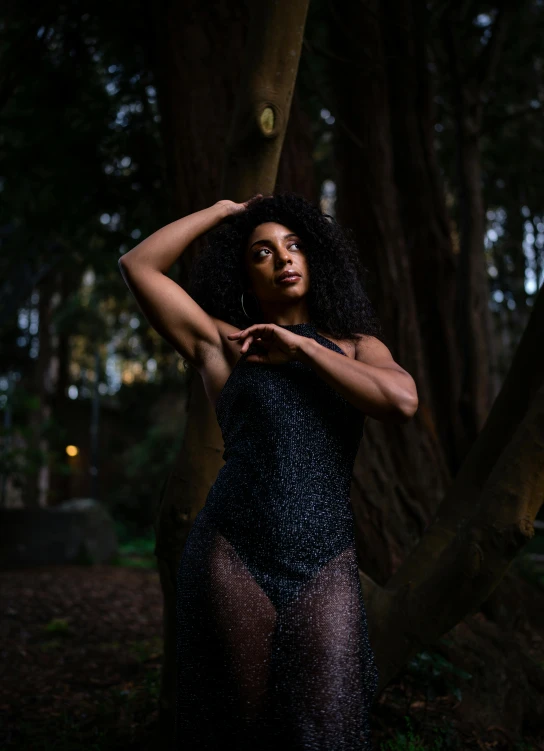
296;337;418;422
120;202;230;274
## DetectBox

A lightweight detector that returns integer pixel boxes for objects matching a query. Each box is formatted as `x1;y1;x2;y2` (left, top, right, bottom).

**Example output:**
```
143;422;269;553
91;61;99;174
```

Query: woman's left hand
227;323;305;364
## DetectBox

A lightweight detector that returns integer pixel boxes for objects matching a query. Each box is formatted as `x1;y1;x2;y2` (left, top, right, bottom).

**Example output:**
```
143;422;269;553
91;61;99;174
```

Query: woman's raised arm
118;199;250;369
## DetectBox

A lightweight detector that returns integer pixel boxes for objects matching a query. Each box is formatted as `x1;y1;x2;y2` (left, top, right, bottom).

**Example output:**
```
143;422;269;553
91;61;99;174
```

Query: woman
119;192;418;750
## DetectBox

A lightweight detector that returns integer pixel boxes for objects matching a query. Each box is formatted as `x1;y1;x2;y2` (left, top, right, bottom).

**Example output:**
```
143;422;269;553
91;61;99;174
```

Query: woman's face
244;222;310;306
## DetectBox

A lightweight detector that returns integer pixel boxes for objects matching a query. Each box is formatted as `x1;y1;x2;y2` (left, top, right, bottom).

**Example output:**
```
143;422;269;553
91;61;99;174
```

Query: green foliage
0;379;75;504
110;553;157;570
380;715;449;751
406;647;472;704
38;638;65;652
43;617;72;636
103;387;186;533
109;523;157;569
118;535;156;555
127;636;163;664
0;0;180;511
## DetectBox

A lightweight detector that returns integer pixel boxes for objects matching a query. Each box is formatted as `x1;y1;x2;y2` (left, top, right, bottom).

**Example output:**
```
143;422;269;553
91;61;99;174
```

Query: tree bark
147;0;312;740
388;272;544;592
442;4;514;445
328;0;450;584
383;0;465;472
220;0;311;199
147;3;250;735
365;284;544;691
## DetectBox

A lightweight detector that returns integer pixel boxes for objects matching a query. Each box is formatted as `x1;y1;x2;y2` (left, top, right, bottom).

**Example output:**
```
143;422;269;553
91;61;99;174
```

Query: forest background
1;0;544;749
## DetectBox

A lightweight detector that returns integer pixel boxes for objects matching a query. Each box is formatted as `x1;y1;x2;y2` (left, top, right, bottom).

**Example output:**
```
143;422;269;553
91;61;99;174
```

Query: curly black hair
187;191;384;343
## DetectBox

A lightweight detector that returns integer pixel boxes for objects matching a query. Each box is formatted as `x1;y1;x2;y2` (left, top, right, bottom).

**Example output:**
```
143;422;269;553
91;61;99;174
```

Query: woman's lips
277;274;301;284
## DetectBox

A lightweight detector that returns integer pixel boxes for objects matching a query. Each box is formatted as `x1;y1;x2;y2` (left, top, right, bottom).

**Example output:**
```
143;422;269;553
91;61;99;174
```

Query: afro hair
187;191;384;343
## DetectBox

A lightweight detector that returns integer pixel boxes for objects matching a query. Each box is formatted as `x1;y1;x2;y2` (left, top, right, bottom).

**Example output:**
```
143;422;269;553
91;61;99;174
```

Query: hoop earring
241;291;250;319
241;290;258;320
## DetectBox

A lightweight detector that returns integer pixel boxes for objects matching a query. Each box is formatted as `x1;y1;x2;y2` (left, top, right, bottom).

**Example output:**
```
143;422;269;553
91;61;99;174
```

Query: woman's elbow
395;379;419;422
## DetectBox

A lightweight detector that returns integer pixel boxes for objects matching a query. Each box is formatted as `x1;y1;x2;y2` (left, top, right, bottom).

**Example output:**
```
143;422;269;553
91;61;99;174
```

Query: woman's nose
276;248;292;265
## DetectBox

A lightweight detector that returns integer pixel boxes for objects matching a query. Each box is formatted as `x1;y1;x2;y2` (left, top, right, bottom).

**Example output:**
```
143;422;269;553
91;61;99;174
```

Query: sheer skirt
174;509;378;751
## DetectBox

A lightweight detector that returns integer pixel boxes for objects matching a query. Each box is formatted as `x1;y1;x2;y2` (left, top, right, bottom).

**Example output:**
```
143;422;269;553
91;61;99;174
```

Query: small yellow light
66;445;79;457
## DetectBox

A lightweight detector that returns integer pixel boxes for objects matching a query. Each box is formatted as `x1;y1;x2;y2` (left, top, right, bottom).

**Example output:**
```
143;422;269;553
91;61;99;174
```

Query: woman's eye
254;247;271;258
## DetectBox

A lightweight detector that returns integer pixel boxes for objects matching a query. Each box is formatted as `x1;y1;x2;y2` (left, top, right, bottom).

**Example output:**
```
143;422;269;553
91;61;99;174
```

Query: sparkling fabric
174;321;379;750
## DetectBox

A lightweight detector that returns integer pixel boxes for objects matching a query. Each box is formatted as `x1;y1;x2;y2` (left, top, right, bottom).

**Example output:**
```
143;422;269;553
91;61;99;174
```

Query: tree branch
386;283;544;594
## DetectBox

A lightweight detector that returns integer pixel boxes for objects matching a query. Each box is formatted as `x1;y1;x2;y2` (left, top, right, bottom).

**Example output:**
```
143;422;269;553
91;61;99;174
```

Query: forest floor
1;561;541;751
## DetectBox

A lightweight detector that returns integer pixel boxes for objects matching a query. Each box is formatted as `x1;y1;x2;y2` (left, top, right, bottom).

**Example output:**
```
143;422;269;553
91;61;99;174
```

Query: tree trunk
48;267;78;506
383;0;465;472
443;4;514;446
368;283;544;694
328;0;449;584
147;0;312;741
147;3;250;736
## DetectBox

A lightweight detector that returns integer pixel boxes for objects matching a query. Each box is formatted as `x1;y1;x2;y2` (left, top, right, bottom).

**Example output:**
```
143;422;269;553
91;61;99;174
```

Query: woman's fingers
228;324;266;340
243;193;263;208
228;323;279;353
240;334;254;353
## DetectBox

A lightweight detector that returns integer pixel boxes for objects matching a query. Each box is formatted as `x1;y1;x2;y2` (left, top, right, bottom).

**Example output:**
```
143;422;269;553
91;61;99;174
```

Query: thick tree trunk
147;3;250;736
328;0;450;584
220;0;311;199
148;0;312;741
367;284;544;696
383;0;465;472
443;4;514;446
450;86;496;446
388;281;544;593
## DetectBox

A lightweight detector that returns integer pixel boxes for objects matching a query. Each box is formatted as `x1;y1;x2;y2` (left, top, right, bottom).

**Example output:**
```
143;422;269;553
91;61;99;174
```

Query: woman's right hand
215;194;265;218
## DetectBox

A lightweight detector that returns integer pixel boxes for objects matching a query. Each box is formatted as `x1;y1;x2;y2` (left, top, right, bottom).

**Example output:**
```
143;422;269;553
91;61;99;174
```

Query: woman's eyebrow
249;233;299;250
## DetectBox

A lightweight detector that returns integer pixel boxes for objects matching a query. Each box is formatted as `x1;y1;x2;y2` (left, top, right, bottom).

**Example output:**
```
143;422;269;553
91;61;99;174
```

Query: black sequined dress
175;322;379;750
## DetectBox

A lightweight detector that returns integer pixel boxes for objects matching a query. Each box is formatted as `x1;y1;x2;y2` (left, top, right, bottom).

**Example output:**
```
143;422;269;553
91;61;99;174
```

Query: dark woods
1;1;544;749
